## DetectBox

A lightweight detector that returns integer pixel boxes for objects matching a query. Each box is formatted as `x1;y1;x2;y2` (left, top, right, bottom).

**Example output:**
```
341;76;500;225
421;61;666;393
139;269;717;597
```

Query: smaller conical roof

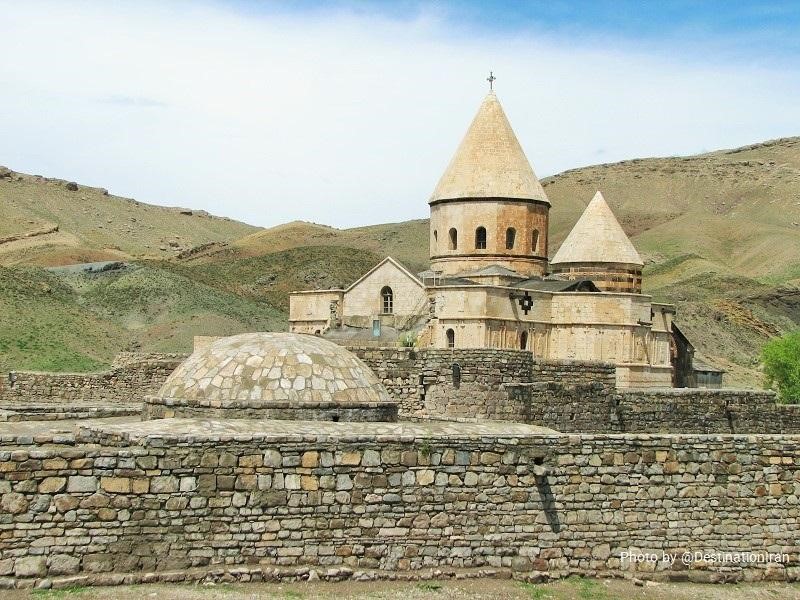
551;191;643;266
430;92;549;204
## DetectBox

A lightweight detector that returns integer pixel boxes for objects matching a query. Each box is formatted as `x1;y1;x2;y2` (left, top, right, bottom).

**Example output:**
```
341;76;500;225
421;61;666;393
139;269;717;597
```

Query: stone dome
143;333;397;422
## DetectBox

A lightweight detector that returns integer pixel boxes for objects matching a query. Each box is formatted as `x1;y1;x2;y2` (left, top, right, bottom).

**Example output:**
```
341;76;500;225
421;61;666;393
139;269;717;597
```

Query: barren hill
0;167;258;266
1;137;799;385
200;137;800;386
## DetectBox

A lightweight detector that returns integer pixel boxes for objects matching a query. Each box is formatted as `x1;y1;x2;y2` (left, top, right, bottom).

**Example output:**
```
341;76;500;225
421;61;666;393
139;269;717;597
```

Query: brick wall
0;427;797;585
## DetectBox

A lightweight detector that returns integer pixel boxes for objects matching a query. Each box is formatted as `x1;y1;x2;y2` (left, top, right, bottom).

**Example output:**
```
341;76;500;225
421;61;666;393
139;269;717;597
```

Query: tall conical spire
552;191;643;266
430;93;549;204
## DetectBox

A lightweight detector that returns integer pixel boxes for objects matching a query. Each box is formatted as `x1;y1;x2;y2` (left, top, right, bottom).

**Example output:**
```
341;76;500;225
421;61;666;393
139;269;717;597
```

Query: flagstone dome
143;332;397;422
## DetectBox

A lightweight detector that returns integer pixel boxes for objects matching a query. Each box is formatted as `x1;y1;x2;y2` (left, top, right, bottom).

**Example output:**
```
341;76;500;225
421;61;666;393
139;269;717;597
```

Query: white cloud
1;1;799;228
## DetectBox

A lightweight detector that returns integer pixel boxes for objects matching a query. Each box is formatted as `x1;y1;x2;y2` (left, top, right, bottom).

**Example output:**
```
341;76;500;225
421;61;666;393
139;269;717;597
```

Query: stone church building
290;91;689;388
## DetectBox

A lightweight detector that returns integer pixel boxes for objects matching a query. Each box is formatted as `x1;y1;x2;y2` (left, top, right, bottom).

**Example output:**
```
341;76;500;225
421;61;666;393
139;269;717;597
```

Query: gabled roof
345;257;423;293
430;92;550;204
551;191;644;266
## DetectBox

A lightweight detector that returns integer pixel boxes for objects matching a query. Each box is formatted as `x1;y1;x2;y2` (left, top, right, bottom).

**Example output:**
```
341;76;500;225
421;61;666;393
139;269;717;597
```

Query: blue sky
1;1;799;228
239;0;800;57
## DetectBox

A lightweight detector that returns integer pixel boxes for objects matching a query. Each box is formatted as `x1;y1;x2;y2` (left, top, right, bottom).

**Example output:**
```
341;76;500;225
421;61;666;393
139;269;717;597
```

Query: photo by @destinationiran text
621;550;790;567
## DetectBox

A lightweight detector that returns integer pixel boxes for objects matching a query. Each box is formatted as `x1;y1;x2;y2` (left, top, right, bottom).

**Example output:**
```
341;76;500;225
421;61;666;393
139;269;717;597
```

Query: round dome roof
155;332;393;407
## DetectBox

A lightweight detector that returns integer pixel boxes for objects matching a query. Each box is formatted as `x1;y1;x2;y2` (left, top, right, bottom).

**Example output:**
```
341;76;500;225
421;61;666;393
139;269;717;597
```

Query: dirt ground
11;577;800;600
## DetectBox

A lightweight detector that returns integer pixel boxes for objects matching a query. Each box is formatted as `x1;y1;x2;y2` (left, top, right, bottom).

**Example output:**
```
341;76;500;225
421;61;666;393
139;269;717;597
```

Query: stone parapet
0;419;797;586
0;354;185;404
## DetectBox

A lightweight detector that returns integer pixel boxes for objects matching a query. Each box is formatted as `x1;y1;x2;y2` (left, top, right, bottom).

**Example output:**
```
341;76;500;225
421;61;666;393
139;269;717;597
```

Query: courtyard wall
0;423;797;586
0;353;185;404
350;347;800;434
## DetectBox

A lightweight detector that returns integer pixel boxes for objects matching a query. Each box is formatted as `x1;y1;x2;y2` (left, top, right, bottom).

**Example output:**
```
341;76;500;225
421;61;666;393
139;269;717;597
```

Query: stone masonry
0;419;797;586
0;353;185;405
351;347;799;433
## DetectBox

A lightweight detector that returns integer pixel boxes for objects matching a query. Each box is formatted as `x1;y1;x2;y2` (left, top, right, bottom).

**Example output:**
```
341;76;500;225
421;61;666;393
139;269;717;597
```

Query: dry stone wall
520;384;800;434
0;426;798;586
352;347;797;434
0;354;185;404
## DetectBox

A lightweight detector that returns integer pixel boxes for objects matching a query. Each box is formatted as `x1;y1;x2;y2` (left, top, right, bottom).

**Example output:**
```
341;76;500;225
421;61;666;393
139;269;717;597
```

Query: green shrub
399;332;417;347
762;331;800;404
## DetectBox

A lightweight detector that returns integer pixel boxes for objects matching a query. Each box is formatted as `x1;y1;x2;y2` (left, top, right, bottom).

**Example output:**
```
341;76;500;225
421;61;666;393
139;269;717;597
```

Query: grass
417;582;443;592
519;582;554;599
519;578;619;600
0;263;285;373
31;587;88;598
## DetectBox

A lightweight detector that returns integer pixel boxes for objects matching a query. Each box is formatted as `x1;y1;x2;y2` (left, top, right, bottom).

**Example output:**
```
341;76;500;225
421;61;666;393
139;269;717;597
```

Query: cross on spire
487;71;496;92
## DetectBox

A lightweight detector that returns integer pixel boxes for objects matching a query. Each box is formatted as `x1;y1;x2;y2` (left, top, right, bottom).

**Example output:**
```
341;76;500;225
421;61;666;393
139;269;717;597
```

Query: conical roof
551;191;643;266
430;92;549;204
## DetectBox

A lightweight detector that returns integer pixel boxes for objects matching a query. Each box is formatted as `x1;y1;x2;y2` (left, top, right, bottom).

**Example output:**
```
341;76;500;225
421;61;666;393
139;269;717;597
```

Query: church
289;89;693;388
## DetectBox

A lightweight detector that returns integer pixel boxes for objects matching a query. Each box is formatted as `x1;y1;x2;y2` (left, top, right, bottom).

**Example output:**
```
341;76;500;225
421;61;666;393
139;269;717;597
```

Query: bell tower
428;88;550;278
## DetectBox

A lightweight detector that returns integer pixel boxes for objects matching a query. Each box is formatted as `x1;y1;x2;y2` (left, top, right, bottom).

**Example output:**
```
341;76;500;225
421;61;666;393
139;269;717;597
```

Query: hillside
0;263;285;372
1;137;799;384
192;137;800;387
0;166;258;266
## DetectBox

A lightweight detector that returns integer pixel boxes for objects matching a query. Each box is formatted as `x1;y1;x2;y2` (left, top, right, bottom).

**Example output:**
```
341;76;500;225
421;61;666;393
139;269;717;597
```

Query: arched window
475;226;487;249
532;229;540;253
520;331;528;350
446;328;455;348
381;286;393;314
448;228;458;250
433;230;438;246
506;227;516;249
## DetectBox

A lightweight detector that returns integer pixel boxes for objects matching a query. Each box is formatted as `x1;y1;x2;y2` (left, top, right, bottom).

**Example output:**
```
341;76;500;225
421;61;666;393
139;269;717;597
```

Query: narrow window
381;286;393;314
506;227;516;249
433;230;438;247
451;363;461;388
446;328;455;348
532;229;540;253
448;228;458;250
520;331;528;350
475;226;487;249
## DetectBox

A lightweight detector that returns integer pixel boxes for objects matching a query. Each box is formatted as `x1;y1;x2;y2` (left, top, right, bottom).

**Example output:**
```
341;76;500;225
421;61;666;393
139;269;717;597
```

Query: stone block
250;490;287;508
67;476;97;493
263;450;282;467
338;451;361;466
151;476;179;493
39;477;67;494
1;492;28;514
15;556;46;578
101;477;130;493
239;454;262;468
416;470;435;485
301;451;319;468
362;450;381;467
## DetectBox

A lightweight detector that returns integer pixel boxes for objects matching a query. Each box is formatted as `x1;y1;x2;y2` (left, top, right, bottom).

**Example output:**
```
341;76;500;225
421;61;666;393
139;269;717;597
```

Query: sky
2;1;800;229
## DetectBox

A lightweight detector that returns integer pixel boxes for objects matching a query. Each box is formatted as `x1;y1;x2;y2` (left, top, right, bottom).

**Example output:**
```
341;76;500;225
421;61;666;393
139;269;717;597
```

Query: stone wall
350;347;543;420
0;353;185;404
351;347;796;434
142;397;398;422
0;422;798;586
520;384;800;435
347;347;421;413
